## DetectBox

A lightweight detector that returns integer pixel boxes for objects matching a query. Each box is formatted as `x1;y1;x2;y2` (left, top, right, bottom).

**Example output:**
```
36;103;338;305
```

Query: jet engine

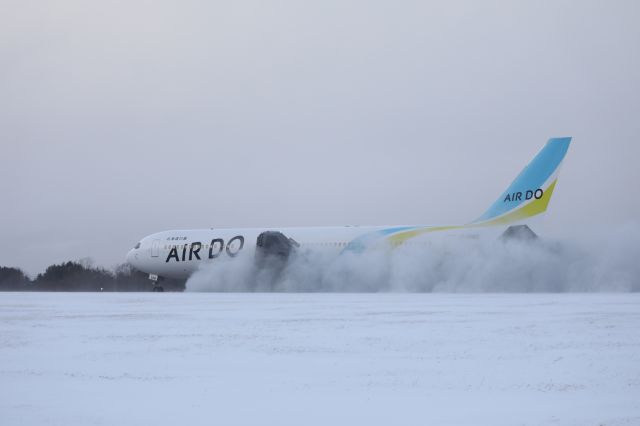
252;231;299;290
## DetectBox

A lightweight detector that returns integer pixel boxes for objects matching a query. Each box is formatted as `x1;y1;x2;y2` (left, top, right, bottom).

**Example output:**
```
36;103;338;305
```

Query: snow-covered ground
1;293;639;426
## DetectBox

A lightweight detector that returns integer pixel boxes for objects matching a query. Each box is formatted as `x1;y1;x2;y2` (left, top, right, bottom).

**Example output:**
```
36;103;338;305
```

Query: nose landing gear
148;273;165;292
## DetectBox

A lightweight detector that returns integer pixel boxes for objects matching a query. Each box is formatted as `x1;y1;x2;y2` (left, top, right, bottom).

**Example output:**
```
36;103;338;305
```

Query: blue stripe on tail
474;137;571;223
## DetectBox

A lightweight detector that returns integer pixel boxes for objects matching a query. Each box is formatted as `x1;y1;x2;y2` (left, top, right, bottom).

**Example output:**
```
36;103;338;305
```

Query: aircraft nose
126;249;139;266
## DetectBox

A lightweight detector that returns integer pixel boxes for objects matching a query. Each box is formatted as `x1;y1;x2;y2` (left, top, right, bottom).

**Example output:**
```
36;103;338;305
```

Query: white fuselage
125;225;458;280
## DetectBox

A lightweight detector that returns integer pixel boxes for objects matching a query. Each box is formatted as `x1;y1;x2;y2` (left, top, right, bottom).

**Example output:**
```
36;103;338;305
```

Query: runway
1;293;639;426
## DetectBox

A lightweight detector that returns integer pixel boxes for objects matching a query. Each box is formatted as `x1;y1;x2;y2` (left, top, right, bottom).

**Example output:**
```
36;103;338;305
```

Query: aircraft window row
160;241;428;250
301;242;349;247
297;241;428;247
161;242;351;250
163;244;224;250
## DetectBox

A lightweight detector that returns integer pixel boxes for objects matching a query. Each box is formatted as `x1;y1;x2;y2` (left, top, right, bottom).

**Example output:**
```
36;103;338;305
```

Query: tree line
0;262;185;292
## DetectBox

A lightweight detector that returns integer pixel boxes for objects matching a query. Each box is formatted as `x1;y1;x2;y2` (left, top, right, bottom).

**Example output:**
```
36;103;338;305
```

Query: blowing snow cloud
186;223;640;293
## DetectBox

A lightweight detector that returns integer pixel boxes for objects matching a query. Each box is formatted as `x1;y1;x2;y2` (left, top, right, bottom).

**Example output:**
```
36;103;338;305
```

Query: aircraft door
151;239;160;257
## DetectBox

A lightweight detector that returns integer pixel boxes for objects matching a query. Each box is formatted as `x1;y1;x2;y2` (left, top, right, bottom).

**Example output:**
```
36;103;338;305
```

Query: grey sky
1;0;639;275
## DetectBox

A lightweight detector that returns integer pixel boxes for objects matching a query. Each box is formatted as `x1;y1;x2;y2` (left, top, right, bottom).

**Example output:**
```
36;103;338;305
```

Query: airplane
126;137;571;291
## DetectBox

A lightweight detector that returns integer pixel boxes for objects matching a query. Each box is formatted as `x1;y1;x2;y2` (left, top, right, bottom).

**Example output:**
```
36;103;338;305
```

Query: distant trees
0;262;185;292
0;267;31;291
34;261;115;291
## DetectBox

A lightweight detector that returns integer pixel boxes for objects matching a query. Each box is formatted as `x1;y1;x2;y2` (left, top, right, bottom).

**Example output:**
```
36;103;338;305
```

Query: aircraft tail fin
472;137;571;226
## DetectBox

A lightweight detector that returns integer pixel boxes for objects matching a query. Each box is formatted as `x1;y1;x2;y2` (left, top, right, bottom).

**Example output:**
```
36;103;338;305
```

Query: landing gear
148;273;164;292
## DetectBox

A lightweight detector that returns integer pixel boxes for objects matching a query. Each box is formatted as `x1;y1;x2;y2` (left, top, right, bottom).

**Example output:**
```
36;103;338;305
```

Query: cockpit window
134;242;141;249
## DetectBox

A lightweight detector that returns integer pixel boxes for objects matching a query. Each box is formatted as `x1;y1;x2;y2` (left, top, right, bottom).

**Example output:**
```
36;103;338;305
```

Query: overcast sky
2;0;639;275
